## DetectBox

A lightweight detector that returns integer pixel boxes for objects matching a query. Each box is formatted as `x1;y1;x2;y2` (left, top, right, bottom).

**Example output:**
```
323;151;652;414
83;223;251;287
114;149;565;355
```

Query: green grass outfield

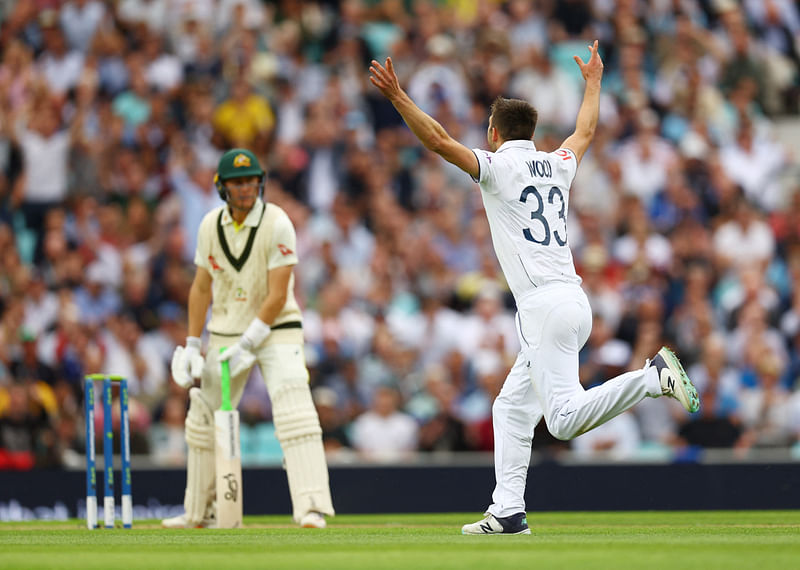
2;511;799;570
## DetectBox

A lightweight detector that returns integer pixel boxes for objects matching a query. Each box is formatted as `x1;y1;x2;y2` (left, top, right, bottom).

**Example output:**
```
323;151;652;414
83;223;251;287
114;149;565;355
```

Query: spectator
456;283;519;373
616;109;679;208
72;262;121;327
571;411;642;460
212;75;274;152
4;96;84;259
60;0;107;54
149;390;188;466
719;119;788;212
407;34;470;121
350;385;418;462
37;11;85;100
738;351;795;448
417;371;471;453
713;194;776;273
312;386;352;456
9;327;56;386
0;379;59;469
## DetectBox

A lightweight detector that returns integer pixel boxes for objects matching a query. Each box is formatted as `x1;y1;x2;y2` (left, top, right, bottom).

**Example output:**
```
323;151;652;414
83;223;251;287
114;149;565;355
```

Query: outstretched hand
369;57;403;102
573;40;604;84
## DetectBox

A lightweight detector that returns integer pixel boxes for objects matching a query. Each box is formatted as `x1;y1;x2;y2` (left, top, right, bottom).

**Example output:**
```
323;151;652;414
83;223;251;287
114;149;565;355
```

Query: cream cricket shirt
471;140;582;300
194;198;303;345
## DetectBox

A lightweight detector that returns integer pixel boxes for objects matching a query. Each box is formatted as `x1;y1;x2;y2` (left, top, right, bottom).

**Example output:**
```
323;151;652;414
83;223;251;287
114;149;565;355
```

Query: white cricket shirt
194;198;303;343
472;140;581;300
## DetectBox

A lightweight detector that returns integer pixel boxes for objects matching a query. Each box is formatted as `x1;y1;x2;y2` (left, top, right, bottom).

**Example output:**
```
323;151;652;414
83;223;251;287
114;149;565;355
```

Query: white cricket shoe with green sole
461;513;531;535
651;347;700;413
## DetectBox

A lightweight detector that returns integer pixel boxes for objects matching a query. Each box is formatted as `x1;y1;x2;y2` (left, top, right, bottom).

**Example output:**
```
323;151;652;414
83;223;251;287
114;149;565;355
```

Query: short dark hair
489;97;538;141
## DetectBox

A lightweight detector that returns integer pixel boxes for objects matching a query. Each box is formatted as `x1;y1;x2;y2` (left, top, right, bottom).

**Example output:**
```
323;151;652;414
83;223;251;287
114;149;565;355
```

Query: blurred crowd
1;0;800;470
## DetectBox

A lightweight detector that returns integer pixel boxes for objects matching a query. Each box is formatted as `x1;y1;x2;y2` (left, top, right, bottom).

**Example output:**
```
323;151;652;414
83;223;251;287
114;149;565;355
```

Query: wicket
84;374;132;529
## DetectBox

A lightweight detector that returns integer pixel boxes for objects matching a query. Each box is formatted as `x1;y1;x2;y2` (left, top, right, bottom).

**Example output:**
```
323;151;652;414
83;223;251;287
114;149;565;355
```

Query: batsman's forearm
573;82;601;139
187;283;212;338
256;292;286;326
391;91;450;154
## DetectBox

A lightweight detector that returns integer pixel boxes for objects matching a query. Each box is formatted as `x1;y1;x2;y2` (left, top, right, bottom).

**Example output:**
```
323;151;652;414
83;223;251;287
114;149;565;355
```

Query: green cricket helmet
214;148;265;200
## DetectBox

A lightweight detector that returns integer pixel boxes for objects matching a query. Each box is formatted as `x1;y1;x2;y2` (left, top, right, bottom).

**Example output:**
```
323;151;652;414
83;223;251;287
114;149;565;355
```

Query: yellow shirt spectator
213;79;275;147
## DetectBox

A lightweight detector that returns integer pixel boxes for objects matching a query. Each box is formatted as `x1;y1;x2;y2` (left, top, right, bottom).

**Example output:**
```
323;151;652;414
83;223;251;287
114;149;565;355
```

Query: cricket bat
215;352;242;528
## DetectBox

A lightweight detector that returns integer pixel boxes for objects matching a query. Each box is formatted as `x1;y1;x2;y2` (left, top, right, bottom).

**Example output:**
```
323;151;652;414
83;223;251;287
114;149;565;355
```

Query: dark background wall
1;462;799;521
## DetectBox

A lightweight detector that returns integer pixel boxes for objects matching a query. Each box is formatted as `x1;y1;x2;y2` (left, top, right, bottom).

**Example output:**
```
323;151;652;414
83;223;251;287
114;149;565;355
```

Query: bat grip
219;347;232;411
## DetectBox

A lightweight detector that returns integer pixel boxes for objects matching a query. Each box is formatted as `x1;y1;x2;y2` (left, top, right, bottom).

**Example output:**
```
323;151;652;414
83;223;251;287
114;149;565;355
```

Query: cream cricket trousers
487;283;662;518
203;335;308;410
200;335;335;521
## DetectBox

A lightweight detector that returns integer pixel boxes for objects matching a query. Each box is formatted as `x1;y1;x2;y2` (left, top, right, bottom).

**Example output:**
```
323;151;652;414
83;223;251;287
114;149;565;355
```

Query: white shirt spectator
739;383;795;446
350;410;419;461
167;0;215;29
510;57;581;132
23;282;60;337
215;0;266;34
146;53;184;92
100;325;167;401
613;232;673;270
16;128;71;203
387;302;463;368
350;387;419;462
508;1;548;54
687;362;742;399
616;120;677;206
38;50;84;97
713;209;775;269
168;166;221;261
719;131;788;212
457;287;519;361
408;35;471;120
116;0;168;34
571;411;642;460
60;1;107;53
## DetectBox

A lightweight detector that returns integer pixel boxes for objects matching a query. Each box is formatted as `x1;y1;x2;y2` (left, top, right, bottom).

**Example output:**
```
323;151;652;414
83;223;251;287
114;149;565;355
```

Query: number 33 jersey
471;140;581;299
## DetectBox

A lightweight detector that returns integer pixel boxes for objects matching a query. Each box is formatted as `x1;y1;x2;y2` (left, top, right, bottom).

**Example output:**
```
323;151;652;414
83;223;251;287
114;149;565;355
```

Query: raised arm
561;41;604;164
369;57;479;179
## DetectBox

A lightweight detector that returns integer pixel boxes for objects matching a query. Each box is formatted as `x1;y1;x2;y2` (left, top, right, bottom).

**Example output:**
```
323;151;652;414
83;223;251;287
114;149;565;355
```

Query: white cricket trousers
487;283;662;518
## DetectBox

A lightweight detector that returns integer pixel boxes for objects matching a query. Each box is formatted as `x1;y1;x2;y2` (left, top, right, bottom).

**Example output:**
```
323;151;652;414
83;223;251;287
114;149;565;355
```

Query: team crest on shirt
277;243;293;256
208;255;223;272
234;287;247;302
233;153;251;167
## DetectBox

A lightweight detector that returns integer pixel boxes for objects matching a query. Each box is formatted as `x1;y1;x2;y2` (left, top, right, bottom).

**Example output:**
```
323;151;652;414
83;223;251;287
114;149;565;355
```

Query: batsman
163;148;335;529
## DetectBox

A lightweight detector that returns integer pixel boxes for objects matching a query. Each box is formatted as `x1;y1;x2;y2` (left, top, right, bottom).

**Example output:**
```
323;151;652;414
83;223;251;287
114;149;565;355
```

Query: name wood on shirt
526;159;552;179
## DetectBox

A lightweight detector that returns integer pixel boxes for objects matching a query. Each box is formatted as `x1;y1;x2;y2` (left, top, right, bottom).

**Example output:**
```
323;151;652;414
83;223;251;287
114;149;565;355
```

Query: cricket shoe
461;512;531;535
299;511;327;529
650;347;700;413
161;512;217;529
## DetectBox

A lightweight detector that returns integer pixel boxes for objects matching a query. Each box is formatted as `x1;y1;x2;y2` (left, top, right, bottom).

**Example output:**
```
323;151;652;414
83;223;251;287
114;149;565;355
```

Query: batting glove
219;318;270;377
170;337;205;388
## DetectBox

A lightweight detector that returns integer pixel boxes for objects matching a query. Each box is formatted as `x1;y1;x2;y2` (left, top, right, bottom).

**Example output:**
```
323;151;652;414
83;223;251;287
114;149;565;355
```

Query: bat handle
220;348;232;411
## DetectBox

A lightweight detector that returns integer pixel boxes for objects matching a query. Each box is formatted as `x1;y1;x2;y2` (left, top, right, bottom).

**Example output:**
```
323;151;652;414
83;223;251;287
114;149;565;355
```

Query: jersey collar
220;198;265;227
496;139;537;153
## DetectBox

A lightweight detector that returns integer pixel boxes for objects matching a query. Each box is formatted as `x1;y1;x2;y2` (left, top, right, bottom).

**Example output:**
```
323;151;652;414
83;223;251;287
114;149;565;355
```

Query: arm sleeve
193;215;211;270
268;210;299;269
553;148;579;185
471;148;499;193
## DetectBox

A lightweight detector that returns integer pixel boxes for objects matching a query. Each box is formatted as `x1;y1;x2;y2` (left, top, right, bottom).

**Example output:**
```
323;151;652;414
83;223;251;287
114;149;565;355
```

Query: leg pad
183;387;216;524
272;383;335;521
